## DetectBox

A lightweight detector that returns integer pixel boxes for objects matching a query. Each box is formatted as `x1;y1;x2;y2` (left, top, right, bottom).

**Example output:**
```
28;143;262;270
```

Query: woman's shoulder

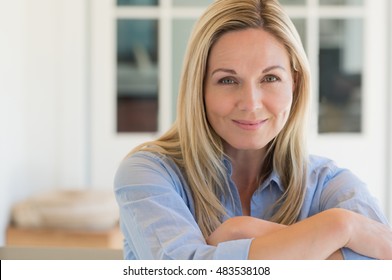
114;150;194;208
124;149;179;166
306;154;361;188
126;150;169;161
305;155;387;226
115;150;187;188
306;154;364;190
307;154;341;177
118;150;179;174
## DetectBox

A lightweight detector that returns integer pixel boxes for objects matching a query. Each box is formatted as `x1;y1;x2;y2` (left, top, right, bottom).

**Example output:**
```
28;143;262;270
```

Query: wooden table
0;246;123;260
6;225;123;249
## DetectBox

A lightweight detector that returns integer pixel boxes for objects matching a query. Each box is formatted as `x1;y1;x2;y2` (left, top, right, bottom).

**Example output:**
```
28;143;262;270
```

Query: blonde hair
130;0;311;237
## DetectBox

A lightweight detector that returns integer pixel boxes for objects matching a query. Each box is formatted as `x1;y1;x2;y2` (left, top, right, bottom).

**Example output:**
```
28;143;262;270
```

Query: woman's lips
232;119;268;130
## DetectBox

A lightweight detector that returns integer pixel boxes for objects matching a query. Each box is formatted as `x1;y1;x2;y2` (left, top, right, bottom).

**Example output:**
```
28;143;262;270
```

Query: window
116;19;159;132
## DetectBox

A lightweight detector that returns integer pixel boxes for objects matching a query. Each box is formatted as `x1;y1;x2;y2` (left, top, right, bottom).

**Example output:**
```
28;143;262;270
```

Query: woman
114;0;392;259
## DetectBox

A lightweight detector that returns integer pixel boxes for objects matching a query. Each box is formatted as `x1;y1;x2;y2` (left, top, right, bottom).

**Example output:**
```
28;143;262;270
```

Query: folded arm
207;208;392;260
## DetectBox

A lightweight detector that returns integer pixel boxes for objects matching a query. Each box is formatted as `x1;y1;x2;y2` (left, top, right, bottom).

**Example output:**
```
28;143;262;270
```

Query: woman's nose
237;83;263;112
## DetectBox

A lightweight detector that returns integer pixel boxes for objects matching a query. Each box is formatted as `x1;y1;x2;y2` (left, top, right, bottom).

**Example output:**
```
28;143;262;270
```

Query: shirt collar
259;169;284;193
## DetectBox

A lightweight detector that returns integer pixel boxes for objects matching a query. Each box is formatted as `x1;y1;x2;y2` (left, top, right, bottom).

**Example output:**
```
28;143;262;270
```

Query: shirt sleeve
319;166;389;260
114;152;252;260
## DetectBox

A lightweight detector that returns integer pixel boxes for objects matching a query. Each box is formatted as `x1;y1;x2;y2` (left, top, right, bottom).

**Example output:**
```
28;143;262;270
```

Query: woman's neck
224;145;267;215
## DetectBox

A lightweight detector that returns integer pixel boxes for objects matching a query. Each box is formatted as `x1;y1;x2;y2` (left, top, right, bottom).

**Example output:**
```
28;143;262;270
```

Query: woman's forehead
208;28;291;72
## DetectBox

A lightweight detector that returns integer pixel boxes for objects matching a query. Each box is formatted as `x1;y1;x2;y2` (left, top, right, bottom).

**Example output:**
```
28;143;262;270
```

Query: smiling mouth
232;119;268;130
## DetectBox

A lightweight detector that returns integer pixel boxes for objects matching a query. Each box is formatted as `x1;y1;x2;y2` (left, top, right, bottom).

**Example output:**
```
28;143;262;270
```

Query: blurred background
0;0;391;251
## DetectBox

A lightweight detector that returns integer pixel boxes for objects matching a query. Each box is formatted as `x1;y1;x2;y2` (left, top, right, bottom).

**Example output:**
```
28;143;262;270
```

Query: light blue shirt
114;151;389;260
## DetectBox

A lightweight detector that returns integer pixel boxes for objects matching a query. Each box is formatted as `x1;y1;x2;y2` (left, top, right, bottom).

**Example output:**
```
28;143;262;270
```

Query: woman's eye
218;77;236;84
263;75;279;82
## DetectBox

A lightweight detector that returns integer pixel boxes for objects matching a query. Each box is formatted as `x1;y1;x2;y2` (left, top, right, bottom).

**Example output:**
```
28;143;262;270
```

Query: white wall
388;0;392;221
0;0;88;245
0;0;27;246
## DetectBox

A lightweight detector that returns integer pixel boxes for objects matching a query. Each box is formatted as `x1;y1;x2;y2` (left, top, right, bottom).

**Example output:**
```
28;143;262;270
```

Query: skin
204;28;392;260
205;27;294;215
207;208;392;259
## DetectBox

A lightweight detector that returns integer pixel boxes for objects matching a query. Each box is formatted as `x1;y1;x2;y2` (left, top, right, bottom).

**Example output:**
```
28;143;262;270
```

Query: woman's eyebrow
262;65;287;73
210;68;237;77
210;65;286;77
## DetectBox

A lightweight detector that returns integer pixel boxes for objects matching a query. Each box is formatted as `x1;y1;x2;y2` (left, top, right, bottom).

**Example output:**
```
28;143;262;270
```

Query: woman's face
204;28;294;152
